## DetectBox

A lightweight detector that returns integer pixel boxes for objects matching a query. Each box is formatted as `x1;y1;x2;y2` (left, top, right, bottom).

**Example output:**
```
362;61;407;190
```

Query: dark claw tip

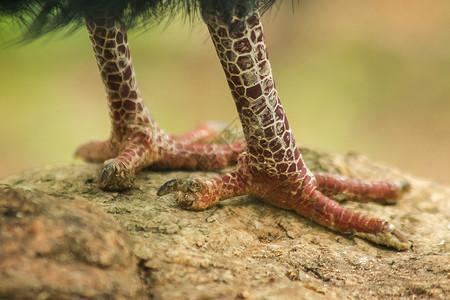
177;199;195;208
157;179;180;196
391;228;408;244
98;163;116;186
400;181;412;193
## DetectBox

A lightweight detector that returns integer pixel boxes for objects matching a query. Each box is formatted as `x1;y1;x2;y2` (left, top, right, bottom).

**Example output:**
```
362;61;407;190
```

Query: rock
0;185;142;299
1;147;449;299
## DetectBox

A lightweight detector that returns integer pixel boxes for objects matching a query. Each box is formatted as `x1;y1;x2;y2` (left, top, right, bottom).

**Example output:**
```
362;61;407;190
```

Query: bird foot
75;122;245;191
158;153;412;250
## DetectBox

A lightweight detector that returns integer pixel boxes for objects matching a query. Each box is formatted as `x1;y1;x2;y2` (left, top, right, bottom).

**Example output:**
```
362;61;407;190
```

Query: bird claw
354;223;411;250
390;227;408;244
97;160;134;191
399;181;412;193
157;179;204;196
157;179;212;210
98;163;116;186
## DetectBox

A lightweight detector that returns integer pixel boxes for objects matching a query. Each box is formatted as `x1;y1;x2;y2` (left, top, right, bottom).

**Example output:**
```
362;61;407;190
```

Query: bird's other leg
169;121;243;145
158;5;411;250
75;14;245;190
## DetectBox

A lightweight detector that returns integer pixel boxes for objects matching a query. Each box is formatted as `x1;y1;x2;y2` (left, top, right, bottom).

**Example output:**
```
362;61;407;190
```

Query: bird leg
75;15;245;190
158;7;411;250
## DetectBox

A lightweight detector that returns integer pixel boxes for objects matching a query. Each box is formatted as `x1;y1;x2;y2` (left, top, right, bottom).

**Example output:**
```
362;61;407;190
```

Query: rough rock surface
1;147;449;299
0;185;142;299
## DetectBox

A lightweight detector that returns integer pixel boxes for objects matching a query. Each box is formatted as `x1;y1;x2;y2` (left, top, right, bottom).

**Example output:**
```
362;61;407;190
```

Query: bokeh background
1;0;449;184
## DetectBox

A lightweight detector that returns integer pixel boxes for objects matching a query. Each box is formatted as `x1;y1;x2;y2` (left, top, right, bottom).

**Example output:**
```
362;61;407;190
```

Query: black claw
400;181;412;193
177;199;195;208
98;163;116;186
157;179;203;196
157;179;180;196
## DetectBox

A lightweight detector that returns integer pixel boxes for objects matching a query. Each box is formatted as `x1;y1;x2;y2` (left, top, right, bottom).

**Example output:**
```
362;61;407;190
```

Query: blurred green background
1;0;449;184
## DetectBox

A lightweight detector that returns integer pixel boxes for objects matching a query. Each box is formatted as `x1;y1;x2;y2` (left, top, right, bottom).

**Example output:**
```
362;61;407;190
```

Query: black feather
0;0;277;39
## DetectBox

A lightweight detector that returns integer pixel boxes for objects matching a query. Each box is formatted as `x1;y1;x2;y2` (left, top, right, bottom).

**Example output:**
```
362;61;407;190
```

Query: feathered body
1;0;276;38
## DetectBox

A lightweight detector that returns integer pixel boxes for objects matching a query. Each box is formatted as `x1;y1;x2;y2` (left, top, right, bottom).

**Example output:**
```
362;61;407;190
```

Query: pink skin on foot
157;7;411;250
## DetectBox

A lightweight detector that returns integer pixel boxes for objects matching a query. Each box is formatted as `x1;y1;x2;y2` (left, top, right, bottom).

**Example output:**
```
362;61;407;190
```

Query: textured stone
0;185;142;299
1;146;449;299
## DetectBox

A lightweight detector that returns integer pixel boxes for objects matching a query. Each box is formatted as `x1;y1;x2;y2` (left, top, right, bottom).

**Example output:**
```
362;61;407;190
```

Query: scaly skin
75;15;246;190
158;7;411;250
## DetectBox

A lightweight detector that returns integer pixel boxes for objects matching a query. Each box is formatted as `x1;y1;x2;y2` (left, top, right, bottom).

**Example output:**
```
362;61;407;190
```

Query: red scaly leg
314;172;411;203
74;15;245;190
158;7;411;250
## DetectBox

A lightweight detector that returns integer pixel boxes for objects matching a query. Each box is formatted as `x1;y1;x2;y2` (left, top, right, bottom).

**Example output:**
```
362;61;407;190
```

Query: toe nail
98;163;116;185
157;179;180;196
391;228;407;243
400;181;411;193
176;199;194;208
